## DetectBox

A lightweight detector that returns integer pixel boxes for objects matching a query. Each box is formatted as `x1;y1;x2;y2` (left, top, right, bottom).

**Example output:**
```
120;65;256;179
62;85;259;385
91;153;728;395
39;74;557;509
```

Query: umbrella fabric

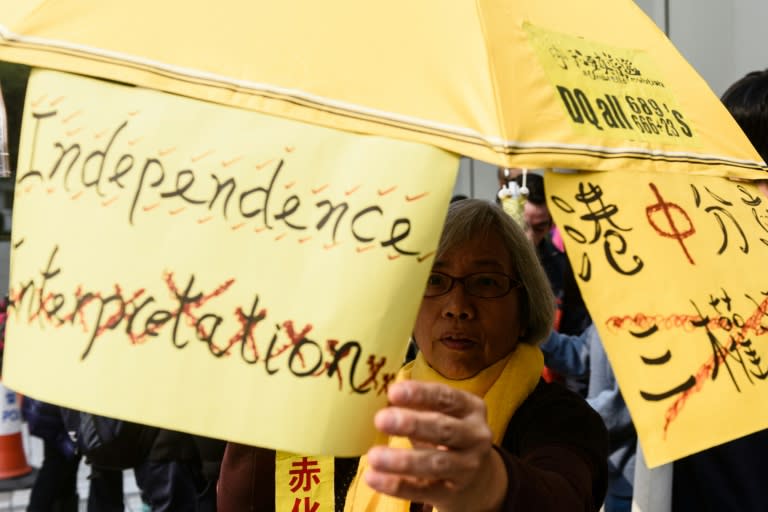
0;0;765;176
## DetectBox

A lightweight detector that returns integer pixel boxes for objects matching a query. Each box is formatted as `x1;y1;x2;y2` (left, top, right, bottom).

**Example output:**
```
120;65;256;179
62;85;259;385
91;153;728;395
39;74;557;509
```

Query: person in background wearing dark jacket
85;427;225;512
23;398;81;512
134;430;225;512
670;69;768;512
512;172;590;337
217;199;608;511
500;171;592;395
541;324;636;512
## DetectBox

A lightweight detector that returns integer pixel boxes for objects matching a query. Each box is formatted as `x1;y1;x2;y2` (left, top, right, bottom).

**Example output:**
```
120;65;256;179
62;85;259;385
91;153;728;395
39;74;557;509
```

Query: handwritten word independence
18;111;425;258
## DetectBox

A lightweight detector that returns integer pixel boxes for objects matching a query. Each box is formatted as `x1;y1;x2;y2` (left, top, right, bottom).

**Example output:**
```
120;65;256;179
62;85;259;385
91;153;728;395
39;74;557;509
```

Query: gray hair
436;198;555;345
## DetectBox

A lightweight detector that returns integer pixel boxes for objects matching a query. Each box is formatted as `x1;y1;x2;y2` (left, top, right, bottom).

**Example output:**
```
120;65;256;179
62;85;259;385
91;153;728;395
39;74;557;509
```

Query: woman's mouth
439;335;476;350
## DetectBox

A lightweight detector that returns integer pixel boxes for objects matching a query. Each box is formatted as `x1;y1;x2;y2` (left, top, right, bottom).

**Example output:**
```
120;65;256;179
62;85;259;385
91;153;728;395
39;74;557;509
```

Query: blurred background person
497;168;591;393
541;324;636;512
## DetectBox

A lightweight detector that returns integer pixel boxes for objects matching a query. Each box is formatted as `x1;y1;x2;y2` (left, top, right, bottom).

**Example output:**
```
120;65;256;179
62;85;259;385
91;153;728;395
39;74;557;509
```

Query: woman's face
413;233;523;379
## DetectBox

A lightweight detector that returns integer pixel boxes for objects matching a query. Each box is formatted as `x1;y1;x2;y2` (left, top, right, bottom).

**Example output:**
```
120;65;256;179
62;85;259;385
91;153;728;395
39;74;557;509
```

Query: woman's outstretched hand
364;380;507;512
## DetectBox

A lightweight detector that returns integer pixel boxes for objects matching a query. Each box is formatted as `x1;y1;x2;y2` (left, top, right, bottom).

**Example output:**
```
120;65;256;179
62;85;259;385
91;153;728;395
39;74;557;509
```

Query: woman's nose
441;285;475;320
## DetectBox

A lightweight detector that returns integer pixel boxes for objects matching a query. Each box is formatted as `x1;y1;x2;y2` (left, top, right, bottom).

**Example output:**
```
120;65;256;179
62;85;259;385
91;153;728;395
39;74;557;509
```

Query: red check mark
405;192;429;202
191;150;213;162
222;156;243;167
255;158;274;170
62;110;82;123
378;186;397;196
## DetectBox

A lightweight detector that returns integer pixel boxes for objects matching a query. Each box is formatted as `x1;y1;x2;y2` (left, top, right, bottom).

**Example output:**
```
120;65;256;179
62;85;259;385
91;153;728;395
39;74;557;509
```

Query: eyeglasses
424;272;522;298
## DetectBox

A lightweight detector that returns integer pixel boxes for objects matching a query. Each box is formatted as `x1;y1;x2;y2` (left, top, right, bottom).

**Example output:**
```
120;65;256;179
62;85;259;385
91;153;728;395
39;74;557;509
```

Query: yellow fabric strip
276;451;335;512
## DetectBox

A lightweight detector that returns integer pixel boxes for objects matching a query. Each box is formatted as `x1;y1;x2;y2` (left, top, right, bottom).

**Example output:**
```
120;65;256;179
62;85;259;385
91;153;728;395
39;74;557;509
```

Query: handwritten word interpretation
9;245;395;395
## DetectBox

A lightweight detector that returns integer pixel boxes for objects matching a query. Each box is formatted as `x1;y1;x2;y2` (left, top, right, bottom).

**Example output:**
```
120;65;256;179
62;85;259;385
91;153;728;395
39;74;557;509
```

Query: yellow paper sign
547;170;768;467
3;69;459;456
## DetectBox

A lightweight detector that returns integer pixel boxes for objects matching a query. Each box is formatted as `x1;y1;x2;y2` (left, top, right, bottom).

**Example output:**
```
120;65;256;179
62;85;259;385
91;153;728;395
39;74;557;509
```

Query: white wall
667;0;768;97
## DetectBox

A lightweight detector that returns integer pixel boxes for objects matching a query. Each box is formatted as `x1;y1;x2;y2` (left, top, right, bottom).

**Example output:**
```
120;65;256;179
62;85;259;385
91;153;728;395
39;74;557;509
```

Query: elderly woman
218;199;608;511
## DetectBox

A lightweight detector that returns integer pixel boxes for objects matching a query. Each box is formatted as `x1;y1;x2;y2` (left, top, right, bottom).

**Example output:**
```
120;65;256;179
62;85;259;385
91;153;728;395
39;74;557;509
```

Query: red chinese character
289;457;321;493
292;497;320;512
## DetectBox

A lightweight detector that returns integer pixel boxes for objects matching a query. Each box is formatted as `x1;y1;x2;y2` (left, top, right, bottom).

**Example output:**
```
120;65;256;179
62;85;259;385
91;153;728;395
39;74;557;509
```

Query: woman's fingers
364;466;447;504
374;406;490;449
366;444;481;482
367;382;507;511
387;380;487;417
378;381;490;449
364;445;507;511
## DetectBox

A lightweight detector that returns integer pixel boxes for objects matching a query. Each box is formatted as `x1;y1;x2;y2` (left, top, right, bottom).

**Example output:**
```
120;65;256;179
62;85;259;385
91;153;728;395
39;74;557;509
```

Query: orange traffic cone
0;382;32;479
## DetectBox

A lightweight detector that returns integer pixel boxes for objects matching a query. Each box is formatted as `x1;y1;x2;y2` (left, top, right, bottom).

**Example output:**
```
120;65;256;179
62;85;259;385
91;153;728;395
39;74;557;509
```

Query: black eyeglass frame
423;271;522;298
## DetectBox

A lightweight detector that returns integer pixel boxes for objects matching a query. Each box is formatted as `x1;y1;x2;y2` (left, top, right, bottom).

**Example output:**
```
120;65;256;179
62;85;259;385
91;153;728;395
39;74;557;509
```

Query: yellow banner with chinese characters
547;170;768;467
3;69;459;456
276;452;335;512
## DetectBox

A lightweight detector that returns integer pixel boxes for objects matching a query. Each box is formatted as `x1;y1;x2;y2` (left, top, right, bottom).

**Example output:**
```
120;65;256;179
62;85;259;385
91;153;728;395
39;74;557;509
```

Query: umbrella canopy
0;0;765;177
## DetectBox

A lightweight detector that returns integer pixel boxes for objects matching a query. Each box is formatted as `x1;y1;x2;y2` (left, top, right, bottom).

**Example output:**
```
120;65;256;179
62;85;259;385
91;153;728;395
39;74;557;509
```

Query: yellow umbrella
0;0;765;177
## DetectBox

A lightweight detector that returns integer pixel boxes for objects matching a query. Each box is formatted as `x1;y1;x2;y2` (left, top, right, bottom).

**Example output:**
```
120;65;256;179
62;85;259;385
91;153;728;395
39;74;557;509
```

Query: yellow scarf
344;343;544;512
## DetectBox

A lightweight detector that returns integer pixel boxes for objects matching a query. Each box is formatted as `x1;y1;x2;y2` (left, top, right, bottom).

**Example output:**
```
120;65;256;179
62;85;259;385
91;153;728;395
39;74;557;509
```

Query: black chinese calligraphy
692;184;750;255
606;286;768;437
550;181;644;280
689;288;768;390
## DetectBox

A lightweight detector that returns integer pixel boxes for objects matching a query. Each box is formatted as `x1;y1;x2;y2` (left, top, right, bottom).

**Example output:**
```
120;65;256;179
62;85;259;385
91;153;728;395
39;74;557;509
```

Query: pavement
0;423;145;511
